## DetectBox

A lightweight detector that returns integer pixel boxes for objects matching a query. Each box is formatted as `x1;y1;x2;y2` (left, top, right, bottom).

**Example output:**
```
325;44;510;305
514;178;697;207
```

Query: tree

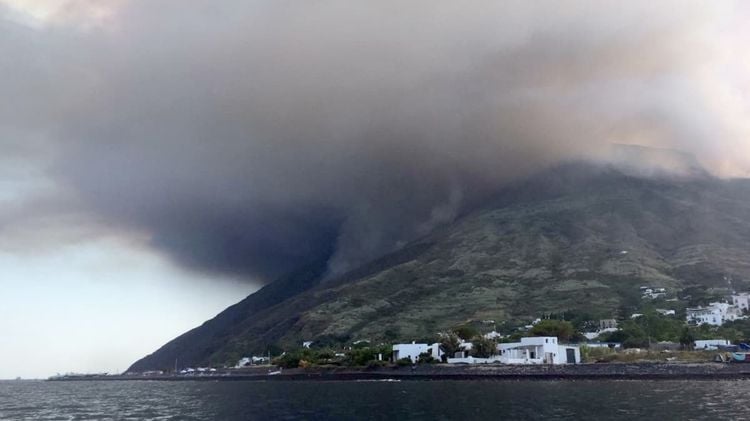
603;321;648;348
529;319;575;342
471;336;497;358
273;352;301;368
417;352;436;364
454;325;479;341
680;328;695;350
439;332;462;360
348;347;379;366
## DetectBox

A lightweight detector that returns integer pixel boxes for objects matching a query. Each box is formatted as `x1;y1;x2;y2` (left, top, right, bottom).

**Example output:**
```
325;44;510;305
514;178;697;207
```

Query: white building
655;309;676;316
392;342;442;362
236;356;269;368
641;287;667;300
583;332;599;340
599;319;618;330
732;293;750;312
484;331;504;340
583;327;618;340
445;337;581;365
694;339;731;350
686;302;743;326
446;356;501;364
497;337;580;365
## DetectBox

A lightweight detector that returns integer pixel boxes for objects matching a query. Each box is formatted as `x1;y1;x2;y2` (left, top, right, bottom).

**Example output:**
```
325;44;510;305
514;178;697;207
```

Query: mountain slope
129;162;750;371
127;260;330;372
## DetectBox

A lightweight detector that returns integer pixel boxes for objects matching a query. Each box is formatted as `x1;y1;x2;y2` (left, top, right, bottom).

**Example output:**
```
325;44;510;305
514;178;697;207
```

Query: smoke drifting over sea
2;0;749;282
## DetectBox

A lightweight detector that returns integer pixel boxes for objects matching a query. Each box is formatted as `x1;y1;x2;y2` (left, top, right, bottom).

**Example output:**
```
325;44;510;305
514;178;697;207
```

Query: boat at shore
730;343;750;362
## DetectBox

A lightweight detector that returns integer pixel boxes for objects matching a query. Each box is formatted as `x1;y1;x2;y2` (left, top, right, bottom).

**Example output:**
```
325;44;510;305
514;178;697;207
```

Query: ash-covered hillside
129;160;750;372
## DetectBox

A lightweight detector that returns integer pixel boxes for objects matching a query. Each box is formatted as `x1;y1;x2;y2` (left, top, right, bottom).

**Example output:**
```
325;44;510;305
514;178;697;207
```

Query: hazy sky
1;0;749;378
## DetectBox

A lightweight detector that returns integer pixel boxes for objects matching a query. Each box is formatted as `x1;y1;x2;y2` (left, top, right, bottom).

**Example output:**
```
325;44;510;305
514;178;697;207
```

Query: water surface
0;379;744;420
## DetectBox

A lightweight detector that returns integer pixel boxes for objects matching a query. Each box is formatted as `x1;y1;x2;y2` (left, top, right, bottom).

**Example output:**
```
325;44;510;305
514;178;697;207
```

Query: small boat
268;370;282;375
731;352;750;362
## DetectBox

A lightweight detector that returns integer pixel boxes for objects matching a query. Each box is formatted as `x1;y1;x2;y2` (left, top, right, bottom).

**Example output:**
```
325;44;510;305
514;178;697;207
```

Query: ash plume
1;0;749;282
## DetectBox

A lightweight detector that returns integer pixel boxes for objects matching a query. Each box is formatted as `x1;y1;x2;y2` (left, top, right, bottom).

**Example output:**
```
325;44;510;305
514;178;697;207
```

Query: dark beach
48;362;750;382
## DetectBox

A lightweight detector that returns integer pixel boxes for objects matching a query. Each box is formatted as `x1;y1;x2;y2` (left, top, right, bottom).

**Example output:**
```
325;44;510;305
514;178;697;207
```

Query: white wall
392;343;442;362
733;294;750;311
695;339;730;350
496;337;580;365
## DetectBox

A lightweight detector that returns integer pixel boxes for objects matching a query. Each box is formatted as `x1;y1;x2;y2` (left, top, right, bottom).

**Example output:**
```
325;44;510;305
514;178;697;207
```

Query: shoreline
48;362;750;382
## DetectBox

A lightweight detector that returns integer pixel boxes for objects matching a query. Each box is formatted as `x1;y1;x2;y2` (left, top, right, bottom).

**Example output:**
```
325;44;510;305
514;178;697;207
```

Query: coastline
48;362;750;382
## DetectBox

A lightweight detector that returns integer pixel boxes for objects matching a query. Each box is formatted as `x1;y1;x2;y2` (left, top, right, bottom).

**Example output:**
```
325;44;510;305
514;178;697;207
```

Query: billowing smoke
2;0;749;281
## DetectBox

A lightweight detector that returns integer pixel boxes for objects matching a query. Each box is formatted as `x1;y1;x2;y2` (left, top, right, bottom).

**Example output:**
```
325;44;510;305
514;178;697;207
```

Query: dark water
0;379;747;420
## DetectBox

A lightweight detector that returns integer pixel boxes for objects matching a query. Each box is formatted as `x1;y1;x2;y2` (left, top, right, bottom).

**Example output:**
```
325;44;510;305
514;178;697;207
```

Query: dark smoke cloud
2;0;749;281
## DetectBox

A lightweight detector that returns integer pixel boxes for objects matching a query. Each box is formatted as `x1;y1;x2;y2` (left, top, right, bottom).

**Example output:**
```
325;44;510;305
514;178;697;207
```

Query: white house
686;306;723;326
497;337;580;365
655;309;676;316
392;342;442;362
445;337;581;365
484;331;504;340
641;287;667;300
732;293;750;312
694;339;731;350
583;327;618;340
236;356;269;367
686;302;743;326
443;341;476;362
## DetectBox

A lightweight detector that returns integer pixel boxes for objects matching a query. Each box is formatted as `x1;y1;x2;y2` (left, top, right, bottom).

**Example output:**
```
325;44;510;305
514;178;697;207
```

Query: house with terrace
497;337;581;364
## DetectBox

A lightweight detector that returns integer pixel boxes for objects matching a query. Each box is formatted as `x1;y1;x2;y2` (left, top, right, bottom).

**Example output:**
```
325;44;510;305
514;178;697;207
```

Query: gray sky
1;0;749;378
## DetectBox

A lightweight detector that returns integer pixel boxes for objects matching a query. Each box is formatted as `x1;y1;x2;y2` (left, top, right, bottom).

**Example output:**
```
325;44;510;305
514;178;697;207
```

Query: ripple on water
1;379;749;420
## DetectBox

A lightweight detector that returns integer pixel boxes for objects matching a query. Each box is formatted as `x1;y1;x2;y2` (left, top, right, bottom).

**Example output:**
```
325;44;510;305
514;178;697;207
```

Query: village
59;285;750;380
120;286;750;377
207;287;750;373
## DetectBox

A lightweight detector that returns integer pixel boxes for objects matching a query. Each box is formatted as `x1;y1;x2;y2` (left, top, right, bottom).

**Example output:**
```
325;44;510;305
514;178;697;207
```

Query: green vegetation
454;325;480;341
271;344;393;368
438;333;462;361
595;312;750;349
395;358;413;367
471;336;497;358
417;352;437;364
679;328;695;350
583;348;715;363
347;345;392;366
529;320;576;342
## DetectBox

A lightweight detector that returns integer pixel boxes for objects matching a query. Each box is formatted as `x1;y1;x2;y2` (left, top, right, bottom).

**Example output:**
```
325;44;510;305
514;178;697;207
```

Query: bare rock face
129;161;750;372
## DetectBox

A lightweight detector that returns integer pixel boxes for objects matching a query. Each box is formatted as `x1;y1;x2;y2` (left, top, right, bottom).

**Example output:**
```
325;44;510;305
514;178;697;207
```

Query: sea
0;379;746;420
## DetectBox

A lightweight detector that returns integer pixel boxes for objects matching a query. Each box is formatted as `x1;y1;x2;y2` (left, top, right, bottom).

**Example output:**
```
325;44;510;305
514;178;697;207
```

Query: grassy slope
216;166;750;361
